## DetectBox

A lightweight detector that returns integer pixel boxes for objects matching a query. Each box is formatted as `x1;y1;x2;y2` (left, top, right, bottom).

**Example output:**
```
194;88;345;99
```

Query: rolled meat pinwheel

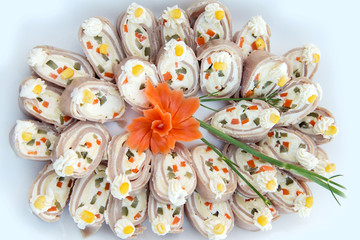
19;77;75;128
27;45;95;88
156;39;199;97
311;147;337;177
293;107;338;145
69;164;110;237
52;121;110;178
107;133;152;200
158;5;195;49
207;100;280;143
240;51;291;98
117;3;159;62
267;170;313;217
197;39;242;97
284;43;320;80
229;191;279;231
185;191;234;240
259;127;323;179
29;162;74;222
79;17;124;81
148;193;184;236
60;77;125;123
9;120;58;160
187;0;232;48
223;144;278;198
191;144;236;202
150;143;196;206
270;77;321;126
105;189;148;239
233;16;271;59
114;57;160;112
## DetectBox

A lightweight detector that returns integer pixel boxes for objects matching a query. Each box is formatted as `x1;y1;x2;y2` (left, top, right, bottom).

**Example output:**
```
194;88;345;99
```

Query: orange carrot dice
113;112;120;118
86;41;93;49
268;132;274;137
49;73;58;79
173;165;178;172
56;182;62;188
177;74;184;81
105;182;110;191
85;142;92;148
206;29;215;37
33;106;42;114
247;160;256;168
128;157;135;163
283;99;293;108
239;37;244;48
126;196;134;201
96;139;101;145
35;141;40;146
225;213;231;220
246;90;254;97
282;189;290;195
248;105;258;110
197;37;205;46
205;73;211;79
206;146;212;152
163;72;172;81
222;168;229;173
213;166;219;171
231;119;240;125
254;73;260;81
241;118;249;125
283;141;289;148
309;120;316;127
124;24;128;32
207;57;212;64
226;107;236;112
280;92;288;97
42;101;49;108
47;206;57;212
97;191;102;196
172;216;180;225
180;161;186;167
63;116;71;122
104;72;114;78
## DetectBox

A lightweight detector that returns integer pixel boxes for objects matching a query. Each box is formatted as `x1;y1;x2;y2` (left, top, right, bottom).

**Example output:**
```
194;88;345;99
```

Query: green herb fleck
168;172;175;179
294;87;301;94
81;151;88;159
280;145;288;153
94;35;102;44
26;139;35;146
73;62;81;70
307;112;319;118
139;83;146;90
240;113;248;121
95;177;104;188
90;194;97;205
126;149;134;159
285;177;294;185
251;208;258;215
36;97;43;102
253;118;260;126
99;96;107;106
97;64;105;73
46;60;58;70
173;207;181;216
131;197;139;208
55;201;62;211
86;157;93;164
171;152;178;158
185;172;193;178
157;207;163;215
99;206;105;214
135;39;143;50
144;47;150;57
218;70;225;77
175;67;187;75
45;140;51;149
299;121;309;129
122;206;129;216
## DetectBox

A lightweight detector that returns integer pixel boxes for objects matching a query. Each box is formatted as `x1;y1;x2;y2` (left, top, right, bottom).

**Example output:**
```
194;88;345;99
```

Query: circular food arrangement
9;1;345;239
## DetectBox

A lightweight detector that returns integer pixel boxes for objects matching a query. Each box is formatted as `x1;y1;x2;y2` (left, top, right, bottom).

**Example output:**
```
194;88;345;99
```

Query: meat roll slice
293;107;338;145
187;1;232;48
267;170;313;217
105;189;148;239
117;3;160;62
259;127;321;179
114;57;160;112
313;147;336;177
207;100;280;143
223;144;278;198
150;143;196;206
27;45;95;88
185;191;234;240
19;77;75;128
29;162;74;222
270;77;321;126
284;43;320;80
191;144;236;202
156;39;199;97
148;193;184;236
240;51;291;98
60;77;125;123
69;164;110;237
230;191;279;231
233;16;271;59
9;120;58;160
159;5;195;49
52;121;110;178
107;134;152;200
79;17;124;81
197;40;242;97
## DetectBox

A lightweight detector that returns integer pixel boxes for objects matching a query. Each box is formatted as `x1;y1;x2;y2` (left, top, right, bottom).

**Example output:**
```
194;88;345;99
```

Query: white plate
1;0;357;239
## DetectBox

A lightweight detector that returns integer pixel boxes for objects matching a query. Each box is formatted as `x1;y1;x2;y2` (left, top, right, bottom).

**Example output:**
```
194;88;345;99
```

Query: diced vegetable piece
46;60;58;70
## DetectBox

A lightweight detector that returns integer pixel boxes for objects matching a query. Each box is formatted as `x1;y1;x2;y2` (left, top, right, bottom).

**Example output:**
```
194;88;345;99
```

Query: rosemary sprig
200;138;272;206
197;119;346;202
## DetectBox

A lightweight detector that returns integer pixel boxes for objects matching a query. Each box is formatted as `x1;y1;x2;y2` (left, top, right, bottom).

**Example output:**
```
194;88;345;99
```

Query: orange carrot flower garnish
127;80;202;154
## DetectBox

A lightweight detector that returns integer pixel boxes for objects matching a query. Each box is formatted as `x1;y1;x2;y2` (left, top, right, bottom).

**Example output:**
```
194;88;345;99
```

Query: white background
0;0;358;239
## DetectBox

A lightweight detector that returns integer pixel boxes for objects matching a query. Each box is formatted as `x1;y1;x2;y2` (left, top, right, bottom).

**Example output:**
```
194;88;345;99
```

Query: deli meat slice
191;144;236;202
69;164;110;237
52;121;110;178
117;3;160;62
114;57;160;112
223;143;278;198
233;16;271;59
28;45;95;88
284;43;320;80
9;119;58;160
185;191;234;240
105;188;148;239
107;133;152;200
207;100;280;143
19;77;75;129
60;77;125;123
187;0;232;48
79;17;125;81
148;192;184;236
158;5;195;49
197;39;242;97
270;77;321;126
29;162;74;222
150;143;196;206
156;39;199;97
240;51;291;98
230;190;279;231
267;170;313;217
293;106;337;145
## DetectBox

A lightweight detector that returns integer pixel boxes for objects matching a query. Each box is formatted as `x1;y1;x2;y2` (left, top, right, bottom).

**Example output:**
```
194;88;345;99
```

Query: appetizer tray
3;0;351;240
